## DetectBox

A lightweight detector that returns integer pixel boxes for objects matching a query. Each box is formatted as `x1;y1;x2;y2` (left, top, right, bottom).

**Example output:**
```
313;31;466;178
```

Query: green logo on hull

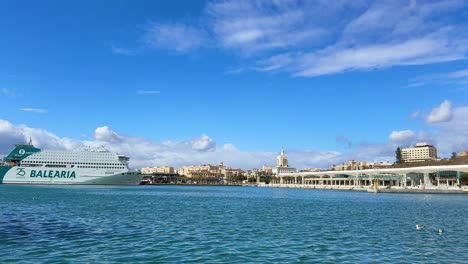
30;170;76;178
17;168;26;176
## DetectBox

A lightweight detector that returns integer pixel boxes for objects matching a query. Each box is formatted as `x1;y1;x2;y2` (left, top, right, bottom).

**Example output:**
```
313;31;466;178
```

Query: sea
1;185;467;263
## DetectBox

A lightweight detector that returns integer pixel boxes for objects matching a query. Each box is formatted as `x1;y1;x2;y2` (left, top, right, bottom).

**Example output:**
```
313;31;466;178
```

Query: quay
141;173;179;184
140;173;242;186
263;164;468;194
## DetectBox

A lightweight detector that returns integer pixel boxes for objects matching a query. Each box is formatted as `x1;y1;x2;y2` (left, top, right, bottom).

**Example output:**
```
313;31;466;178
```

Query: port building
272;148;297;175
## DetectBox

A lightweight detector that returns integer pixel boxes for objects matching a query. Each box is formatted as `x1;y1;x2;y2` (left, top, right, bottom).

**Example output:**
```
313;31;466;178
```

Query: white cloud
222;143;237;152
94;126;123;143
387;101;468;157
427;100;453;123
136;90;160;95
0;119;82;153
144;22;206;53
0;120;27;152
191;134;216;152
389;130;416;146
19;108;48;113
424;105;468;155
0;119;344;170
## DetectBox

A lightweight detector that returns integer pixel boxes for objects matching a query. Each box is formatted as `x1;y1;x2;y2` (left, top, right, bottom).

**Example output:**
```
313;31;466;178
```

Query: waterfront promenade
267;164;468;193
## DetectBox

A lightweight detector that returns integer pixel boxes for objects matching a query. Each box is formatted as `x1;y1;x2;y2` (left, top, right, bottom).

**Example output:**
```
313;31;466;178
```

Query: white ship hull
1;166;143;185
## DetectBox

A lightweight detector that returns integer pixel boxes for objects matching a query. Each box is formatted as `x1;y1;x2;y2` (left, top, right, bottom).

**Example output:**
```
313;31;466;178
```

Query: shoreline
258;183;468;194
139;183;468;194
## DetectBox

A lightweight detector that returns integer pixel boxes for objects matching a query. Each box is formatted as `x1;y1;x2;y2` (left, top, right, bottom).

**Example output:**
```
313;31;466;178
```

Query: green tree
395;147;403;164
450;152;457;161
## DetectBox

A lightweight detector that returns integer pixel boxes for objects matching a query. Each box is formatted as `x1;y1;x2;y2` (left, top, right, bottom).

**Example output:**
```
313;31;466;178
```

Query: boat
0;141;143;185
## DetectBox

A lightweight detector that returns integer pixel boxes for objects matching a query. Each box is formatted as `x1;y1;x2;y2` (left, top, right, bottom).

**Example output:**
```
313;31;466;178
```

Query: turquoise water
1;185;467;263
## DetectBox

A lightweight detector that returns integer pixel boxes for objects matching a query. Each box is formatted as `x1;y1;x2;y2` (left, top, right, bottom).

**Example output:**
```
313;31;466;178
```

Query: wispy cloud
407;68;468;88
449;69;468;78
409;110;420;119
223;67;245;75
144;22;207;53
253;53;294;72
128;1;468;76
137;90;160;95
206;1;328;55
19;108;48;113
295;31;466;76
110;45;138;56
1;88;18;96
205;0;468;76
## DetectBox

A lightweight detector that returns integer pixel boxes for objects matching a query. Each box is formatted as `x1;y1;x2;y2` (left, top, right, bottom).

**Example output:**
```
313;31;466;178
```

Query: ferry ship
0;141;143;185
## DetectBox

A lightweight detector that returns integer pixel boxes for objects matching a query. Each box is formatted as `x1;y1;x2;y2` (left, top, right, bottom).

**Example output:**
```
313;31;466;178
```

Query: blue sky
1;0;468;169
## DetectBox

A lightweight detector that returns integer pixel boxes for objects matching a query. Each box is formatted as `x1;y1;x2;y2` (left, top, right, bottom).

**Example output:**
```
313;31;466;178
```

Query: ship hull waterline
0;166;143;185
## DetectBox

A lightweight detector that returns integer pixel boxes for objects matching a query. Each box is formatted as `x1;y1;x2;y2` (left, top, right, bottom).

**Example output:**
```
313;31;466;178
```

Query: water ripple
0;185;467;263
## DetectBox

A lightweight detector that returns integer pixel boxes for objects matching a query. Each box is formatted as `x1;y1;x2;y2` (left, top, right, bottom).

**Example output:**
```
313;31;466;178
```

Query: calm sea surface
0;185;467;263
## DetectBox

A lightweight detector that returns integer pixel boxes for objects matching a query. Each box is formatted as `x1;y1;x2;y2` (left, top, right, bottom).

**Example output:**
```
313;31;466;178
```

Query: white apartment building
141;166;175;174
177;163;225;177
401;142;437;162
